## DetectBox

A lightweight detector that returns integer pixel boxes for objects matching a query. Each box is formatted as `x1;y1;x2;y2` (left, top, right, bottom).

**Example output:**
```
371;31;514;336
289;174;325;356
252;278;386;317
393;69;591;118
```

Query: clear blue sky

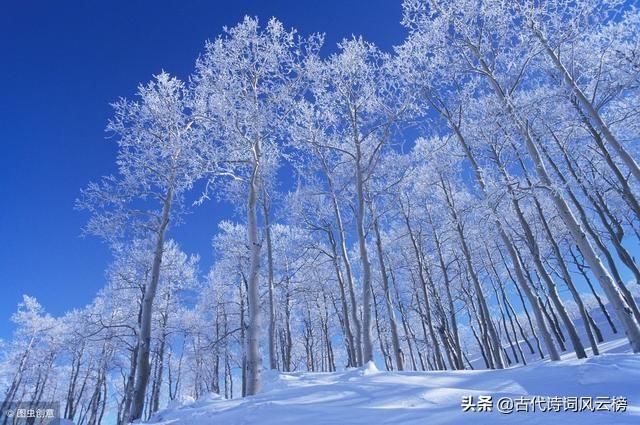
0;0;405;339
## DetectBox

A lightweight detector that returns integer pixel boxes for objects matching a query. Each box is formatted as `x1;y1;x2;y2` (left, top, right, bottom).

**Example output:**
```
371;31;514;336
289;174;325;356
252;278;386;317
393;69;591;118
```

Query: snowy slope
145;340;639;425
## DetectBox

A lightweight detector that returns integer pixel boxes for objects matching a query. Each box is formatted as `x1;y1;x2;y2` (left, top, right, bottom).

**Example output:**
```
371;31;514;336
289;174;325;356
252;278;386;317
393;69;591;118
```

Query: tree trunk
150;329;167;412
569;247;618;334
129;187;173;422
262;194;278;371
245;152;263;395
322;159;363;366
370;202;404;370
509;142;600;356
428;210;463;369
496;246;544;359
403;211;446;370
439;107;559;361
371;288;392;370
239;273;248;397
439;176;505;368
543;136;640;324
327;229;357;367
355;140;374;364
532;25;640;183
490;144;586;359
484;245;530;363
469;44;640;352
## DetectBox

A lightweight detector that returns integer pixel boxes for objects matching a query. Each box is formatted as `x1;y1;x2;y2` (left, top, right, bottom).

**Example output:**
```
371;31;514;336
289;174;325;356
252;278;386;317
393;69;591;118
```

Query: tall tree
192;17;321;394
77;72;201;420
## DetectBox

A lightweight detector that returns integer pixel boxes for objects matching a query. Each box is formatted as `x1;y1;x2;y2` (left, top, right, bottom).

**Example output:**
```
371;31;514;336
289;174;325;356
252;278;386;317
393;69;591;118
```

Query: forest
1;0;640;424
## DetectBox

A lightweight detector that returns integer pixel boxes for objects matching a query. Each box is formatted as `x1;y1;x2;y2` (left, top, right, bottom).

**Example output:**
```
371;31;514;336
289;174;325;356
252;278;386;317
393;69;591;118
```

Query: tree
296;38;414;364
77;72;201;421
192;17;321;394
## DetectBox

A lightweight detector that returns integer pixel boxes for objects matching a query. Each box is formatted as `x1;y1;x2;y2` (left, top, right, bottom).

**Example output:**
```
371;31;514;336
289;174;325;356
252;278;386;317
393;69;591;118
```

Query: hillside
145;339;639;425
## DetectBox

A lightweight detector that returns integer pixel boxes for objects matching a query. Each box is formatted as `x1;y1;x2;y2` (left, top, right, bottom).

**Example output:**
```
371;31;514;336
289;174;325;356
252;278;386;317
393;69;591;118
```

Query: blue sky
0;0;406;339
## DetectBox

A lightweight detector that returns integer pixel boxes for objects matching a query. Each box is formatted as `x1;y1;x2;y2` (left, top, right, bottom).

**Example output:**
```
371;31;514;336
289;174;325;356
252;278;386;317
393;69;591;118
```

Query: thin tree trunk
239;273;247;398
488;272;520;364
371;288;392;370
569;247;618;334
466;302;490;368
490;143;587;358
531;25;640;183
403;208;446;370
262;193;278;370
439;176;504;368
245;149;263;395
390;267;412;371
370;202;404;370
64;342;85;420
150;332;167;413
321;157;363;366
484;245;529;363
428;208;464;369
327;229;357;367
129;186;173;422
496;246;544;359
437;106;559;361
543;134;640;325
355;138;374;364
508;141;601;356
469;44;640;352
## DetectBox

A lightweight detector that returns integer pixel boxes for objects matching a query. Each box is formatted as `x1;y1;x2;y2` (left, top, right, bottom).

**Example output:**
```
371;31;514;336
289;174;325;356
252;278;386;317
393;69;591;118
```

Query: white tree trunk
532;26;640;183
491;145;587;359
470;44;640;351
370;204;404;370
443;115;560;361
524;128;640;352
355;144;374;363
262;195;277;370
328;229;358;367
440;177;504;369
129;187;173;422
245;149;263;395
323;160;363;366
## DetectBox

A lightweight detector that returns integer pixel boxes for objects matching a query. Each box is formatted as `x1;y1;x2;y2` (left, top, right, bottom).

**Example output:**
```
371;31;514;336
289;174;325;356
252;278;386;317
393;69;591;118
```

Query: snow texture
145;339;638;425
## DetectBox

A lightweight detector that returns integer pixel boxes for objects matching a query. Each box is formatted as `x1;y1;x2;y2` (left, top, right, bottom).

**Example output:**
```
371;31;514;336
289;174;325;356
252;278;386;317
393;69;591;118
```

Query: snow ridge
146;343;639;425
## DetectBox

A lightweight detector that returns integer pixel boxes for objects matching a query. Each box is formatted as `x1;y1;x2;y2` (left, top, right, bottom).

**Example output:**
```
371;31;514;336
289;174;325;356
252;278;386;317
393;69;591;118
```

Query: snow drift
145;341;639;425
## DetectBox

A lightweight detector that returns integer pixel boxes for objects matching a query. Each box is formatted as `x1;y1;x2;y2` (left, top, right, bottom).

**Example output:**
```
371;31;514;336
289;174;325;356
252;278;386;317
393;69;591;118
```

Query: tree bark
531;25;640;183
262;193;278;370
437;106;559;361
370;201;404;370
490;143;587;359
402;207;446;370
129;186;173;422
428;211;463;369
327;229;357;367
569;247;618;334
355;137;374;364
245;149;263;395
322;158;363;366
468;43;640;352
439;176;505;368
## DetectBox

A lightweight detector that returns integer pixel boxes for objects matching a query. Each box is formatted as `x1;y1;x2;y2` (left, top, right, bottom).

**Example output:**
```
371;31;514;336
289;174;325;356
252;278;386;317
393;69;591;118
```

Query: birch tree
192;18;320;392
77;72;201;420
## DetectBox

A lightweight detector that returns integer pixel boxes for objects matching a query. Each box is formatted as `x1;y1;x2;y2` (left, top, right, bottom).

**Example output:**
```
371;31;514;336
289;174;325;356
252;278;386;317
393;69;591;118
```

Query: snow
145;338;639;425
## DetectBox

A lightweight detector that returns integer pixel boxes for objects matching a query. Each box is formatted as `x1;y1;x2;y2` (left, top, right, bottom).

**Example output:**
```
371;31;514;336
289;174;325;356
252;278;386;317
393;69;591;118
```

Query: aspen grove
2;0;640;423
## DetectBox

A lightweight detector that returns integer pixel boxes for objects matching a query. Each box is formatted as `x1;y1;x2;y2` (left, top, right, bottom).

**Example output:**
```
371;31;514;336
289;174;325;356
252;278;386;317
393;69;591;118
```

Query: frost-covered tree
294;38;414;364
191;17;321;394
3;3;640;422
77;72;202;421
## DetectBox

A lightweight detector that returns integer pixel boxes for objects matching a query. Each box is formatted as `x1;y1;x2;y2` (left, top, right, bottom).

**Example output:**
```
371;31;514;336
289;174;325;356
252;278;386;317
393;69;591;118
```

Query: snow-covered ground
145;338;639;425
